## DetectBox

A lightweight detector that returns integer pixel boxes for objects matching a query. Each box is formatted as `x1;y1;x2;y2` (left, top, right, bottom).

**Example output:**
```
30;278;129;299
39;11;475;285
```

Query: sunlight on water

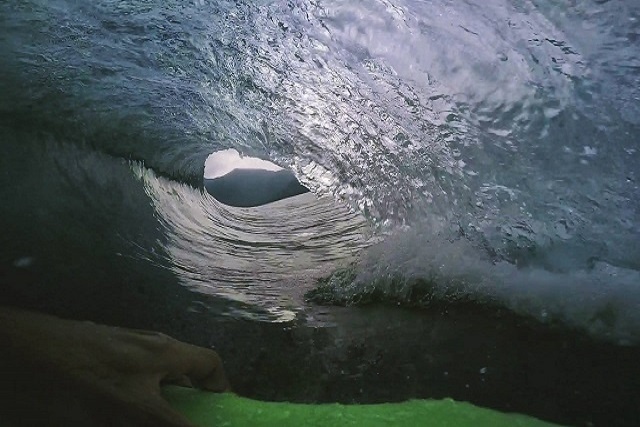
135;164;368;321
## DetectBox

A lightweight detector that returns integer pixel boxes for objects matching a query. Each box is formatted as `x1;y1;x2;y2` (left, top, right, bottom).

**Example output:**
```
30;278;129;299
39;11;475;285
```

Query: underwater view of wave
1;1;640;424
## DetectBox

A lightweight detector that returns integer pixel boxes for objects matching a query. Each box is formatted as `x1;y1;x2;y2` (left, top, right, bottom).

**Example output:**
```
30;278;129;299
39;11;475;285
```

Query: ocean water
1;0;639;341
1;1;640;424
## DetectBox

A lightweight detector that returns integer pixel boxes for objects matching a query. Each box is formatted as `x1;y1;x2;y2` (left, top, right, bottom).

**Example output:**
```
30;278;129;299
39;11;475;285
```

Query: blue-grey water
1;0;639;347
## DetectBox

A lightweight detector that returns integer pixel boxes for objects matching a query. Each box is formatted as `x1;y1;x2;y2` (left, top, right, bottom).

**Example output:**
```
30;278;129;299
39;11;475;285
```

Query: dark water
1;1;639;426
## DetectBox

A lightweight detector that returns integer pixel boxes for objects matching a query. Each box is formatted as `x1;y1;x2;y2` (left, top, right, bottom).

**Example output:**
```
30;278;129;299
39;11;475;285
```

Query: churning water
1;0;639;345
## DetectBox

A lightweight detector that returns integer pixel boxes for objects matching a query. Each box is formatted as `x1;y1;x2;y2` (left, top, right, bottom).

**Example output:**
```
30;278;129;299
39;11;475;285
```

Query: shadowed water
1;1;639;425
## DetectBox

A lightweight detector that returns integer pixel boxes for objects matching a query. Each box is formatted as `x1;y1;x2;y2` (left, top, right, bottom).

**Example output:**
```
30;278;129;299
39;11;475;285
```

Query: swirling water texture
0;0;639;338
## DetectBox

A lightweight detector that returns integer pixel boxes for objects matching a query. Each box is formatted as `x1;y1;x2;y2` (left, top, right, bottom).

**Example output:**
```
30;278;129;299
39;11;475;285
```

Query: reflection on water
137;166;369;322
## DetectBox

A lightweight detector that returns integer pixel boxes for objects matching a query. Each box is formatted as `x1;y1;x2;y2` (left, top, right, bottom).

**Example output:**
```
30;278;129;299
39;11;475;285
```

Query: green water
163;386;562;427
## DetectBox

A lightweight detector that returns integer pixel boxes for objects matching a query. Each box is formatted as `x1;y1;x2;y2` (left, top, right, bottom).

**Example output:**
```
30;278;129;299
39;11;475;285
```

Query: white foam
354;222;640;345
